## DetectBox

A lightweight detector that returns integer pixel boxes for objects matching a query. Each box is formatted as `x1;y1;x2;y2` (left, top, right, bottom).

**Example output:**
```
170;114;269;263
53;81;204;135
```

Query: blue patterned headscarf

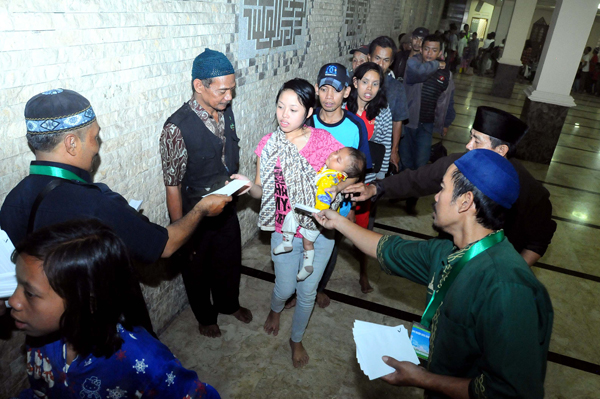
192;48;235;80
25;89;96;135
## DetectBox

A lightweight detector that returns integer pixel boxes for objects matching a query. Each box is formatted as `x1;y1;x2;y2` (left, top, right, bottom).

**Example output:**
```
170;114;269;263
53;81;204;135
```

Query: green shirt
377;235;553;399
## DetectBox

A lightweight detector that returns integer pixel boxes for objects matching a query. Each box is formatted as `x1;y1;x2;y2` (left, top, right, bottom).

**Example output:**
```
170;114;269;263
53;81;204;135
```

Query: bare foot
232;307;253;323
284;296;296;309
359;277;374;294
316;292;330;308
289;339;309;368
198;324;221;338
263;310;281;336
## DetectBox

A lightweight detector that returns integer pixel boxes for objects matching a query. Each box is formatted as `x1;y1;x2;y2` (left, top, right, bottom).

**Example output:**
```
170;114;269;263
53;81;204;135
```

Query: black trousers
179;204;241;326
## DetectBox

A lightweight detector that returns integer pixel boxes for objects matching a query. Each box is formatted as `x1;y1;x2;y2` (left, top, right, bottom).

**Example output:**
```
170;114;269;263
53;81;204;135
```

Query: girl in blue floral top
8;219;219;399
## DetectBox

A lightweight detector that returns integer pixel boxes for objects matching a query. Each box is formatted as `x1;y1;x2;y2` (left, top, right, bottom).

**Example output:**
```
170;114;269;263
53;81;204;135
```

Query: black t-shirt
419;68;451;124
1;161;169;264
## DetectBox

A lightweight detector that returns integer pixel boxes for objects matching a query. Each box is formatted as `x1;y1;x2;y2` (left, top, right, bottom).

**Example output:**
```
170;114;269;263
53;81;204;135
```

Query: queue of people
0;28;555;399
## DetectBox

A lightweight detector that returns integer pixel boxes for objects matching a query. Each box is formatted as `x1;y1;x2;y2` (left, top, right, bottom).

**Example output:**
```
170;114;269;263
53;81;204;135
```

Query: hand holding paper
203;179;248;197
353;320;419;380
197;195;232;217
380;356;425;386
294;203;321;214
228;174;253;195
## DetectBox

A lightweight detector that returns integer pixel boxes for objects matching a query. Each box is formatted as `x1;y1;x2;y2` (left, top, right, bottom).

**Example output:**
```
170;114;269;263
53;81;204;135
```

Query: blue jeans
270;231;335;342
399;122;434;171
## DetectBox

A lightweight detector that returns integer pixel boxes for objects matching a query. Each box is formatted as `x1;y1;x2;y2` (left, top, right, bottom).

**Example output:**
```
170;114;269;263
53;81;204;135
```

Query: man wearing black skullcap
315;150;553;399
345;106;557;266
1;88;231;333
160;48;252;338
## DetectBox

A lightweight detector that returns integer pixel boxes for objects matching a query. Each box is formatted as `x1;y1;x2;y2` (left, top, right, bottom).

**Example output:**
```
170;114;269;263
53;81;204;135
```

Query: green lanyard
421;230;505;329
29;165;87;183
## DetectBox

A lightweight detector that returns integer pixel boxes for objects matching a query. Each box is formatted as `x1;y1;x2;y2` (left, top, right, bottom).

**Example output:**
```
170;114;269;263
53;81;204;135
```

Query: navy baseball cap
412;27;429;37
350;45;369;56
317;63;350;91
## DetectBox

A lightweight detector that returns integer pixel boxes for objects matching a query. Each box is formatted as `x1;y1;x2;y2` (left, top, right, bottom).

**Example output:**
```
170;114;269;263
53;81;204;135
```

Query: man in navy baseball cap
306;62;373;307
317;63;351;92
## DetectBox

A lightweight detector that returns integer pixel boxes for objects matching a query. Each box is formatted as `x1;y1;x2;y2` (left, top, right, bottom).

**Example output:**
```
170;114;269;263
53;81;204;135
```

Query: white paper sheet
353;320;420;380
294;203;321;214
0;230;17;298
128;199;143;211
202;179;248;197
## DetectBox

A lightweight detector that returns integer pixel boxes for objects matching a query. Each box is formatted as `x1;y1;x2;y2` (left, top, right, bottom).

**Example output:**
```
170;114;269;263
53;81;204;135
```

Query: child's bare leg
302;237;314;251
297;238;315;281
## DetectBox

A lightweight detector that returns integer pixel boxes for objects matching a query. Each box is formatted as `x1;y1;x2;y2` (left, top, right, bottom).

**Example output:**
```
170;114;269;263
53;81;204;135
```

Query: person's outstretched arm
343;152;460;202
405;57;442;85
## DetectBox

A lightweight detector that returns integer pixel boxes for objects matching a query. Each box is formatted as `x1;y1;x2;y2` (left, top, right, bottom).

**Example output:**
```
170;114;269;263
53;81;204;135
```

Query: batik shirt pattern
160;98;226;186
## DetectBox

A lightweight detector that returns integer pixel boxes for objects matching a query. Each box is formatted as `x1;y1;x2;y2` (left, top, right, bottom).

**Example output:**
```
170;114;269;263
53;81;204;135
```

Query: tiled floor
159;74;600;398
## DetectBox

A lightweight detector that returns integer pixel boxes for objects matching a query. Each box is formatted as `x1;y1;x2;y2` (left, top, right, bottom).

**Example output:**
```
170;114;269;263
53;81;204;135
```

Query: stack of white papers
0;230;17;298
353;320;420;380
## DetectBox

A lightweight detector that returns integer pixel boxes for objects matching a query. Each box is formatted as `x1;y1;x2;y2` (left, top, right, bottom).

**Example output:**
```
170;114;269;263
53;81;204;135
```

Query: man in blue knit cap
315;149;553;399
160;48;252;338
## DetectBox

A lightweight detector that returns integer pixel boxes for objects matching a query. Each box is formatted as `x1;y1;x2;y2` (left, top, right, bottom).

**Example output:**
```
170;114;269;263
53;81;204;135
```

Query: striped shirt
367;106;393;182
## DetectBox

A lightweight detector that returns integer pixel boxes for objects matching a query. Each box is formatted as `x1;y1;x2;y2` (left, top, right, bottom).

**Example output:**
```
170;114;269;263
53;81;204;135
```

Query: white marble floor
159;74;600;398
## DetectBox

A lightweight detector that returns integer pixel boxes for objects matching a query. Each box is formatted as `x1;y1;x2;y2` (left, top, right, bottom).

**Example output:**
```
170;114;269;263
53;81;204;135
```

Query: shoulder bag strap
27;179;68;234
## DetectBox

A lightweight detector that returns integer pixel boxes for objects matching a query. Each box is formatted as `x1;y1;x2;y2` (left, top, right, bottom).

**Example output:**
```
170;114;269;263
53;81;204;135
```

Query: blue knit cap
454;149;520;209
192;48;235;80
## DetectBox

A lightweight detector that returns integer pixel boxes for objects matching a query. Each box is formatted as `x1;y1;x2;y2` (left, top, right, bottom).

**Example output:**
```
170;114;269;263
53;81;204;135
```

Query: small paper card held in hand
202;179;248;197
294;204;320;214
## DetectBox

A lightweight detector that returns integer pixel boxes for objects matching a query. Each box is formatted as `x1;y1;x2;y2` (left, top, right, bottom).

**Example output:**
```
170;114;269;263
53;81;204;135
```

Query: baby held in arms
274;146;365;280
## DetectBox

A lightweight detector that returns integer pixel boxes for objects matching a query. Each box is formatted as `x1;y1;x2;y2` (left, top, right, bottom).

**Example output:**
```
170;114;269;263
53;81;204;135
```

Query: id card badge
411;322;431;362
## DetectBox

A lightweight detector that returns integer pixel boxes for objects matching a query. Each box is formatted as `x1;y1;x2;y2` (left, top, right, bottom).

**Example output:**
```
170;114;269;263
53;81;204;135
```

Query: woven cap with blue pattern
25;89;96;135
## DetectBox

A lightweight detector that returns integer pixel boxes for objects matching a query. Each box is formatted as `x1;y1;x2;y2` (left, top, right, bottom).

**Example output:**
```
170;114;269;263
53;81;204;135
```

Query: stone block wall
0;0;443;395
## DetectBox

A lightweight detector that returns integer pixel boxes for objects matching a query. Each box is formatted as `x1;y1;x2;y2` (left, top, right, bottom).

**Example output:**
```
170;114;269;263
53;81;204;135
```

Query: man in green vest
314;149;553;398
